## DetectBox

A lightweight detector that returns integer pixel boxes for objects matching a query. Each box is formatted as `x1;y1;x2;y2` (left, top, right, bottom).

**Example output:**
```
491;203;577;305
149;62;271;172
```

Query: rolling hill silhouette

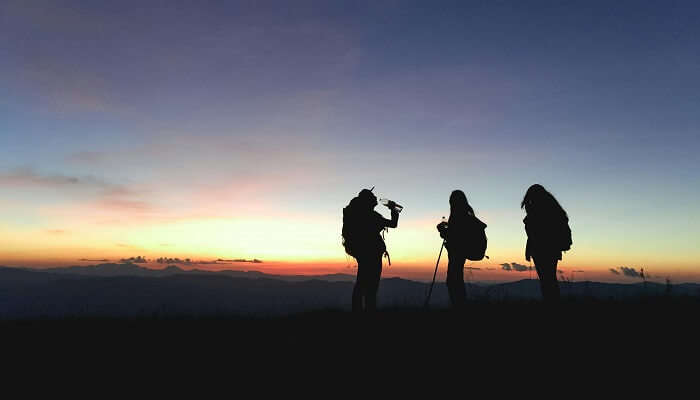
1;264;698;319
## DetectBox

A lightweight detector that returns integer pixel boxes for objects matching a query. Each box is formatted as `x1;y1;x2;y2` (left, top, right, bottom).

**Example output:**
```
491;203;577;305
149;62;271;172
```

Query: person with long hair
342;188;400;312
437;190;485;308
521;184;571;303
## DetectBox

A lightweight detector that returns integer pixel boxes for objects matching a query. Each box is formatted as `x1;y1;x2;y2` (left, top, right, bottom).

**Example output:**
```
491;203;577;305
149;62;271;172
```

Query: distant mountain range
1;263;698;319
30;262;357;282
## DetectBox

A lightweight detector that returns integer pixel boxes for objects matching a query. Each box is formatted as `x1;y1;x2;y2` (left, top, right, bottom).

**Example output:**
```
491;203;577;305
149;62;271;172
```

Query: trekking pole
424;240;445;308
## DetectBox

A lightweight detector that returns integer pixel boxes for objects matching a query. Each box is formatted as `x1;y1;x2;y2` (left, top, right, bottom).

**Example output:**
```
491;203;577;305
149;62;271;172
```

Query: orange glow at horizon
1;210;698;282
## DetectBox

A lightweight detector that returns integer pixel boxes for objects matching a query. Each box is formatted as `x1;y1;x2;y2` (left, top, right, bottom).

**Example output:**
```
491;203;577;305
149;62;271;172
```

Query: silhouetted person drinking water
521;184;572;303
342;188;400;312
436;190;487;309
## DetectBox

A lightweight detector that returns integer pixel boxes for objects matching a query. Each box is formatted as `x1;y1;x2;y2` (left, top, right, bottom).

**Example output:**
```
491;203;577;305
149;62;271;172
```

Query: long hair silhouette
521;184;567;220
521;183;570;303
449;190;474;217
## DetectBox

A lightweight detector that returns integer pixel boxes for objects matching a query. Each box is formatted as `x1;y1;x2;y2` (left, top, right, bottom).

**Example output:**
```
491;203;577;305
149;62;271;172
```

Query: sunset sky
1;1;698;282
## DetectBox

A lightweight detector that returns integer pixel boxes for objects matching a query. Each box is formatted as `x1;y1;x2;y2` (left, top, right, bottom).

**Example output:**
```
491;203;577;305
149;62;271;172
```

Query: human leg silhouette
352;278;362;312
353;254;383;312
446;253;467;308
534;256;560;303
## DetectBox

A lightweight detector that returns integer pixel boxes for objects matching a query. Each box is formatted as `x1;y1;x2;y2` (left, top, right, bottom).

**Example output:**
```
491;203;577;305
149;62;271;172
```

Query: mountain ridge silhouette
1;265;698;319
9;263;356;282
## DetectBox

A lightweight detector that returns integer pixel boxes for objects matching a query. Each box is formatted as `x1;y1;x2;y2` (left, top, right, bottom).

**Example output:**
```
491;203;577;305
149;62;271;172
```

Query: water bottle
379;198;403;213
437;216;448;235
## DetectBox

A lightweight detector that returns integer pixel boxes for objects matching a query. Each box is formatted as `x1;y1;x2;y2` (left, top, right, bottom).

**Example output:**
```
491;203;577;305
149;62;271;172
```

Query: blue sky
1;1;699;279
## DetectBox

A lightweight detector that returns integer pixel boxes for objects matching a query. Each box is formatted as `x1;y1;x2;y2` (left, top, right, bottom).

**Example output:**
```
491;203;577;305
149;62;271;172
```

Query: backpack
342;199;363;257
342;207;354;257
342;200;389;258
465;216;488;261
560;220;572;252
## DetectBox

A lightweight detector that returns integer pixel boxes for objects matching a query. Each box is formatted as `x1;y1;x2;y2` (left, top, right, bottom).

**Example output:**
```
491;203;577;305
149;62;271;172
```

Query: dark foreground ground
4;298;698;370
2;302;695;394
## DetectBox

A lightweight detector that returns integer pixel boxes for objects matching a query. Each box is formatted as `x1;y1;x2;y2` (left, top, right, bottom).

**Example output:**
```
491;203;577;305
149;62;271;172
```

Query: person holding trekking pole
521;184;572;303
342;188;401;312
436;190;487;309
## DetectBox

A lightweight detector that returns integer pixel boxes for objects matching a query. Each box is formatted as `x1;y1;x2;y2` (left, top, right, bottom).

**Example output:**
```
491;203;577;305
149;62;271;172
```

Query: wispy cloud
46;229;67;235
0;168;81;187
0;168;124;194
1;167;159;219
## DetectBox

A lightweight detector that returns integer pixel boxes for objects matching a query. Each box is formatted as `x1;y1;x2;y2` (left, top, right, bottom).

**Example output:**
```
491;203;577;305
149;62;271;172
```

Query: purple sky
1;1;699;279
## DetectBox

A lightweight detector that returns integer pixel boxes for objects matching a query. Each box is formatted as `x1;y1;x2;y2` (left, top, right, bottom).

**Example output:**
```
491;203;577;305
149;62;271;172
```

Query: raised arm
378;209;399;229
386;209;399;228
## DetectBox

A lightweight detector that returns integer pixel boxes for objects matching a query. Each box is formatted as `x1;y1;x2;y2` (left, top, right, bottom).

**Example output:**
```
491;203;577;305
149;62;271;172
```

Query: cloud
511;263;530;272
0;169;142;202
609;267;642;278
79;258;109;262
120;256;148;264
0;168;159;220
46;229;67;235
619;267;641;278
154;257;228;265
156;257;192;265
0;168;81;187
501;262;532;272
464;267;481;271
0;167;143;197
574;270;585;273
218;258;263;264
